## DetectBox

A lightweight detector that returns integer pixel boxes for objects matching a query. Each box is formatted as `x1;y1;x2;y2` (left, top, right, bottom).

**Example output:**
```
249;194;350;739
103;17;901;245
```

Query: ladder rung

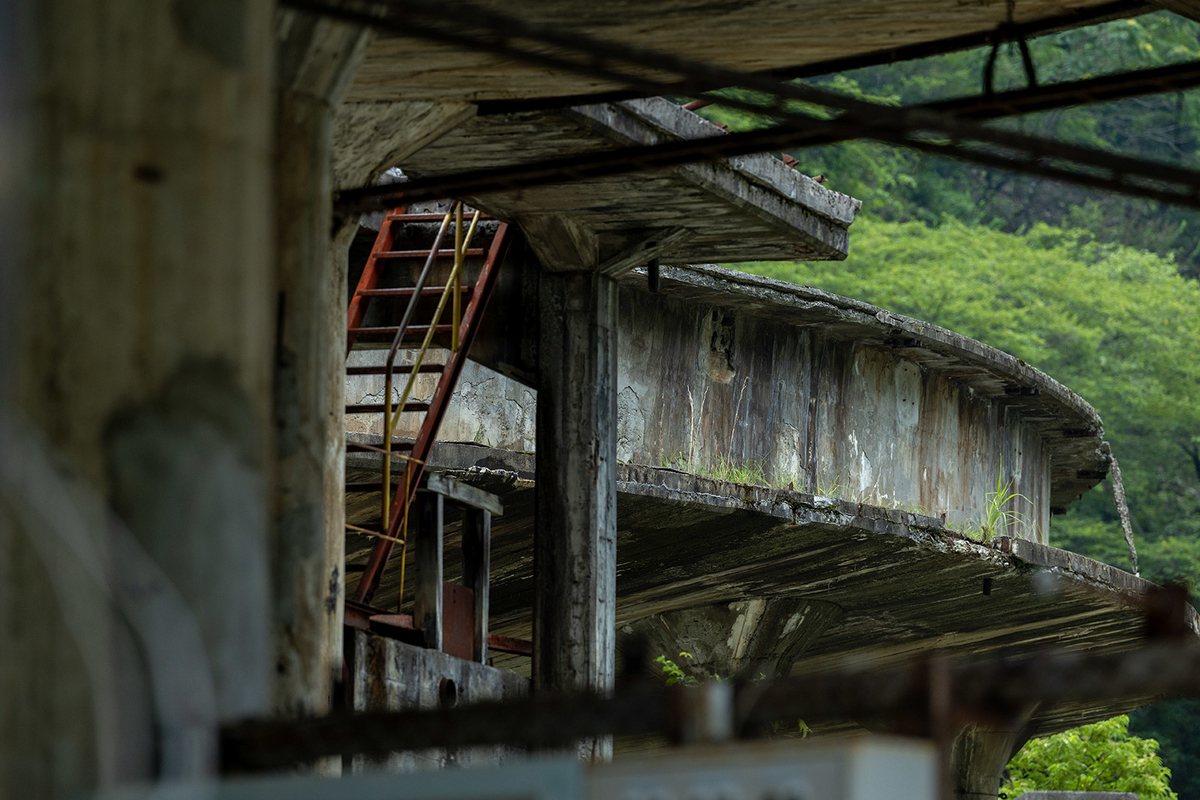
345;364;445;376
373;248;486;259
346;402;431;414
358;286;473;298
384;212;491;222
348;324;453;339
346;441;414;454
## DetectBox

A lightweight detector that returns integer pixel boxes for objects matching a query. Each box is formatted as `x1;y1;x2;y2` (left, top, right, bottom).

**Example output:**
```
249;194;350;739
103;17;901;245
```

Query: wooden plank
426;473;504;516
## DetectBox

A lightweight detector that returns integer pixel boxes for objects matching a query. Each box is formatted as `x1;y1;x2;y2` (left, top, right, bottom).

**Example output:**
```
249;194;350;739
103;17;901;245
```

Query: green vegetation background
701;12;1200;797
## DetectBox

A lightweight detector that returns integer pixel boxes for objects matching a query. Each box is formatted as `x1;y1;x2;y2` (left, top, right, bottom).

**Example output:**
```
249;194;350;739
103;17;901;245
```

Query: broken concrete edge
626;263;1110;502
346;436;1169;620
565;98;861;229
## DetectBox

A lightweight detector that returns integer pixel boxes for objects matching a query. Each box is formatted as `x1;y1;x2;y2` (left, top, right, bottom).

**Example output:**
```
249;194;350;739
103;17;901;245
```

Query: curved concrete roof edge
668;262;1103;430
631;262;1111;508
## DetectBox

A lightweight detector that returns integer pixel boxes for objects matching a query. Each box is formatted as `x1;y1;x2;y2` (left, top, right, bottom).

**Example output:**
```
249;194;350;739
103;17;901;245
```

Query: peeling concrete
377;262;1109;543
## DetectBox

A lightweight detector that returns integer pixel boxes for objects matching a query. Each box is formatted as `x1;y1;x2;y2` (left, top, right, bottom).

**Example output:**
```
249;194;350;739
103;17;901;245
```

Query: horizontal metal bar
374;248;485;258
306;0;1200;214
346;402;431;414
345;363;445;375
474;0;1152;116
358;286;472;298
333;116;1200;214
220;639;1200;772
348;324;454;338
925;59;1200;120
486;633;532;656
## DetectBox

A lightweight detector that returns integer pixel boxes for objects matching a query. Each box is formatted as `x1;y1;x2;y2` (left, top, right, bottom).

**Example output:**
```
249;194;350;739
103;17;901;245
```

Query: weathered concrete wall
350;630;528;771
365;261;1105;543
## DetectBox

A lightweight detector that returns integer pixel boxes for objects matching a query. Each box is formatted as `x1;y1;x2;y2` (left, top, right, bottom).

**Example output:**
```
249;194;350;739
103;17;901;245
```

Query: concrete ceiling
345;0;1138;103
397;98;860;264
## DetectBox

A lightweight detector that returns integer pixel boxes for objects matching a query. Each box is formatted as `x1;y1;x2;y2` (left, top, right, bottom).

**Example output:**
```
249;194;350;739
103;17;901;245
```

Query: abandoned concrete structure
4;1;1200;799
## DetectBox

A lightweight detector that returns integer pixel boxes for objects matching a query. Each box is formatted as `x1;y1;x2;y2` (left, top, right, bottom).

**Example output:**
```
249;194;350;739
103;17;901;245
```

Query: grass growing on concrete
961;470;1032;543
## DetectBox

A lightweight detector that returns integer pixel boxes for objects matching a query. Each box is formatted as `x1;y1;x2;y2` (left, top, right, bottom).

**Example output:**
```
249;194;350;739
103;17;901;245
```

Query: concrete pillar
271;11;368;722
533;269;619;761
952;718;1034;800
623;598;844;681
3;0;274;795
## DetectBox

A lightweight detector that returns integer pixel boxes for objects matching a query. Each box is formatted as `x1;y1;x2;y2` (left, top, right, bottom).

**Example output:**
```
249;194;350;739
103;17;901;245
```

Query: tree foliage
1003;716;1176;800
712;11;1200;793
699;11;1200;276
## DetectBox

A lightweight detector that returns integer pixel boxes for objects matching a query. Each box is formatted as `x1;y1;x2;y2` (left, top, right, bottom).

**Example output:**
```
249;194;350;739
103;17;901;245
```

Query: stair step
346;402;431;414
373;248;486;259
345;364;445;376
346;441;414;455
348;324;454;340
358;286;473;298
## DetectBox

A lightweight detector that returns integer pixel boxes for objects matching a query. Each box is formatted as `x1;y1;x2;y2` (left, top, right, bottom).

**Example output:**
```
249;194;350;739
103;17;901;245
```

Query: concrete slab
343;439;1200;740
393;98;860;263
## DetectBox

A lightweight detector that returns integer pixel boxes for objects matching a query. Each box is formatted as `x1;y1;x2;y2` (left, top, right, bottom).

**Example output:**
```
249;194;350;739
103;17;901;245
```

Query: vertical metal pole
463;508;491;663
414;492;444;651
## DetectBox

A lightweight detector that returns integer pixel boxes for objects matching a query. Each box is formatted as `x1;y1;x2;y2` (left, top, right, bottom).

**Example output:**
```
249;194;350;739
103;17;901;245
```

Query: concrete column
534;269;619;761
271;11;368;722
952;717;1035;800
623;598;844;681
4;0;274;795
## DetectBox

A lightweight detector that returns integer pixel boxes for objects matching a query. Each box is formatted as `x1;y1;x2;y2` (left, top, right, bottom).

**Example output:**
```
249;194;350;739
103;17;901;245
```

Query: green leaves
1004;715;1176;800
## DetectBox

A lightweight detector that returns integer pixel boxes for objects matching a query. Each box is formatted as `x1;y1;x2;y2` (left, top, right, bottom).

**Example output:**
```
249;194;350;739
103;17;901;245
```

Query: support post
534;269;619;762
5;0;275;793
271;12;369;722
414;493;445;652
951;714;1036;800
463;508;492;663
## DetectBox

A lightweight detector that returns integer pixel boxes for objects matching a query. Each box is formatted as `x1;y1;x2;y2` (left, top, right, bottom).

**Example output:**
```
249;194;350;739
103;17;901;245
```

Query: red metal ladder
345;203;511;607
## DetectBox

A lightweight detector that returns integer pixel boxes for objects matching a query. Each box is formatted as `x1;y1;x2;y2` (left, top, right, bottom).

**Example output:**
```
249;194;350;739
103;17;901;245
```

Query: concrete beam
597;228;690;278
272;11;369;724
534;270;618;761
331;100;475;192
522;214;600;272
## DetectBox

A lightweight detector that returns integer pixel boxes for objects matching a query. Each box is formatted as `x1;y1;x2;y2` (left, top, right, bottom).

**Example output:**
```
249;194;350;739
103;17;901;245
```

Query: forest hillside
703;11;1200;798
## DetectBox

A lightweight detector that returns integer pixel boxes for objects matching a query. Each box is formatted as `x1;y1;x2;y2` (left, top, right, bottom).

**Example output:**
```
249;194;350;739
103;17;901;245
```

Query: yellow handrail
379;202;482;612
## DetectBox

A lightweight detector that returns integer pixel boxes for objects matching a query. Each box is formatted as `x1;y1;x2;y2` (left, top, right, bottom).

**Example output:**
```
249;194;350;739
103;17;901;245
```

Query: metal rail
221;637;1200;772
288;0;1200;212
369;204;481;610
473;0;1152;115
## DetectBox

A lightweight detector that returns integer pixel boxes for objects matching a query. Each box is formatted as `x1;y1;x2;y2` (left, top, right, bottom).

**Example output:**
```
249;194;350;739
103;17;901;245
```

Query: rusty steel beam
220;638;1200;772
925;59;1200;119
296;0;1200;214
330;108;1200;215
473;0;1152;116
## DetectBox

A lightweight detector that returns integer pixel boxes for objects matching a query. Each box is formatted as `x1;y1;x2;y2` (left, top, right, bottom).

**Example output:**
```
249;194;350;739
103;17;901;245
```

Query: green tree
737;218;1200;798
1003;716;1176;799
